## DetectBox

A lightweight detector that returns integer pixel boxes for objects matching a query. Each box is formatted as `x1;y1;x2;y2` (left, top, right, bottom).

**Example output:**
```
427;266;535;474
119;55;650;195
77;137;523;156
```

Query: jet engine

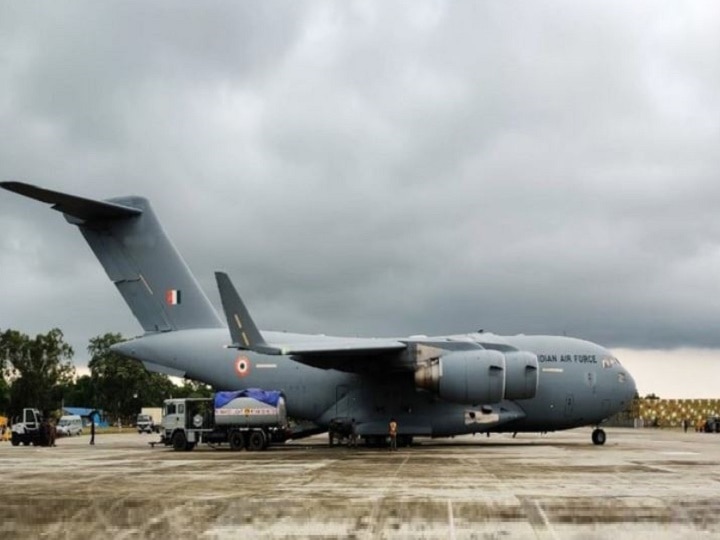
414;349;506;404
502;351;539;400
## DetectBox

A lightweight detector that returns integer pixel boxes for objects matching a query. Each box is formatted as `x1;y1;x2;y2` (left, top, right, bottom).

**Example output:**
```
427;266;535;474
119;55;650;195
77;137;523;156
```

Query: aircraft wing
215;272;407;369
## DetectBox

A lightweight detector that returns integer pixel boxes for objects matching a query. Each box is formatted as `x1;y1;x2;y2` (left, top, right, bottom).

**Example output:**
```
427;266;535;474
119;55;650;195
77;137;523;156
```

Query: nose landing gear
591;428;606;445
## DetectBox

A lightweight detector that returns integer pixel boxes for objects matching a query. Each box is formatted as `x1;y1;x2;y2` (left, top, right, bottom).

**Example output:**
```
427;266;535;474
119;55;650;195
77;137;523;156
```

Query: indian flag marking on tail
166;289;181;305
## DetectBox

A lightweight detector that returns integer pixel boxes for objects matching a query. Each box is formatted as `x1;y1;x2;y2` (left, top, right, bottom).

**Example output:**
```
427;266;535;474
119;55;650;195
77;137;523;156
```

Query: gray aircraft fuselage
1;181;637;444
114;328;636;437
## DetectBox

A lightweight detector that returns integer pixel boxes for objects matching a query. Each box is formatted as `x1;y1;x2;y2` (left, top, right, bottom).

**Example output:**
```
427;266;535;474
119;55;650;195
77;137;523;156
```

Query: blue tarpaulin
62;407;108;427
214;389;282;409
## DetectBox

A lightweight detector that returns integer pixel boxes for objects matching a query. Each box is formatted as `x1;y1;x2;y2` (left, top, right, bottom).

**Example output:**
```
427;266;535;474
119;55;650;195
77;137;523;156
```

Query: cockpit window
601;356;620;369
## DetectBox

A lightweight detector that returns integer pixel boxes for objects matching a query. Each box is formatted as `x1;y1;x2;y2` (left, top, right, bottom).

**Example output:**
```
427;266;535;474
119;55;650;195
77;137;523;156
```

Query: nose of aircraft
624;369;638;403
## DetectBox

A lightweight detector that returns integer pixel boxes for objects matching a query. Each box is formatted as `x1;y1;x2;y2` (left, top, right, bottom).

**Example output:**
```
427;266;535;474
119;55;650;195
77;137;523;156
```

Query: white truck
11;408;44;446
137;408;162;433
160;389;289;452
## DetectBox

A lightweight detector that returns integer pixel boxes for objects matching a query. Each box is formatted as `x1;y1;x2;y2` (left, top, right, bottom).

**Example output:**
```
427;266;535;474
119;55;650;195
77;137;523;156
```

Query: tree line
0;328;212;422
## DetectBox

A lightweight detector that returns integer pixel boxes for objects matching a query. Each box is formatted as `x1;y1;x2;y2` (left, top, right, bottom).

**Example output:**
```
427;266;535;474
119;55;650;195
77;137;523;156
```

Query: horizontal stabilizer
0;181;141;221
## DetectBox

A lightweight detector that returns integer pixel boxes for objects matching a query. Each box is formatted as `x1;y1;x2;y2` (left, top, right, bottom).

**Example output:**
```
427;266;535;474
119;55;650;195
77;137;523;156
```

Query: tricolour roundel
235;356;251;378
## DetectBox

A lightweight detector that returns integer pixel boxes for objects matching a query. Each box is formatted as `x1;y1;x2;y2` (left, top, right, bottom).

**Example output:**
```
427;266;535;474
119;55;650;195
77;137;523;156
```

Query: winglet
215;272;280;355
0;181;141;221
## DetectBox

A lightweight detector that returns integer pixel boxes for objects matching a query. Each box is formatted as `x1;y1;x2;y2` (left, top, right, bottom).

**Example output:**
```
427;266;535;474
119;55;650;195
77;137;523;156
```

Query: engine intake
415;350;506;404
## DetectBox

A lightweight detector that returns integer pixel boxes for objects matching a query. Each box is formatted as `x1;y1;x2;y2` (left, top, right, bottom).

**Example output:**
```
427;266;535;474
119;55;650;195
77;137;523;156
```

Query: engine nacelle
415;350;506;404
503;351;539;400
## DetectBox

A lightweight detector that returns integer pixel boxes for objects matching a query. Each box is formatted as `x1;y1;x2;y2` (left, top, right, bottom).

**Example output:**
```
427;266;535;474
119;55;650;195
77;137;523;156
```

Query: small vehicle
11;408;44;446
703;416;720;433
140;408;163;433
57;415;83;437
136;414;155;434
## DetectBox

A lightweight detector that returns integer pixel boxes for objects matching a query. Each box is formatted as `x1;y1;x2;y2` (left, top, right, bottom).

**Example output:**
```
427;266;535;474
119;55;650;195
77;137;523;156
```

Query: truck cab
161;398;209;451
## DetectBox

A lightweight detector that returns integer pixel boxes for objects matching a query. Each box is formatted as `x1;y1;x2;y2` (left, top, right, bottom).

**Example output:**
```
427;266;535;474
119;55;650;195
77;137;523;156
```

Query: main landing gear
591;428;606;446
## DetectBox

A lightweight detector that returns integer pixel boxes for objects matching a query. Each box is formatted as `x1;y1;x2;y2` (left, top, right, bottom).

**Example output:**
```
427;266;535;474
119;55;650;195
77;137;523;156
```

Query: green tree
88;333;176;422
0;376;10;415
143;372;177;406
0;328;75;417
60;374;96;408
175;379;213;399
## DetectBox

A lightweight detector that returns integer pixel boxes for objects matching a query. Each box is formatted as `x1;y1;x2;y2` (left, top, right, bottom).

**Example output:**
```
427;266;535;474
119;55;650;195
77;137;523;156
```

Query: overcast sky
2;1;720;398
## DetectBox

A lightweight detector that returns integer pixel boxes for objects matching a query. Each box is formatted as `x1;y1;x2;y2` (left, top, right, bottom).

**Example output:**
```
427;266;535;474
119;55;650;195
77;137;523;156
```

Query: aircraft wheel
247;430;266;452
172;431;187;452
229;431;245;451
328;431;334;447
592;428;606;446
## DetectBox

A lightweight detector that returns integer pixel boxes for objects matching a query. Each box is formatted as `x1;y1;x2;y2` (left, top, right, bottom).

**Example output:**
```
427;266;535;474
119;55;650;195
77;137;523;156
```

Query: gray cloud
2;1;720;367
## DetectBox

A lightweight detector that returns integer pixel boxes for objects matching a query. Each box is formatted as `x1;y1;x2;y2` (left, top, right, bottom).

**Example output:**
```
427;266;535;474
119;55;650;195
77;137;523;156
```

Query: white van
57;415;83;436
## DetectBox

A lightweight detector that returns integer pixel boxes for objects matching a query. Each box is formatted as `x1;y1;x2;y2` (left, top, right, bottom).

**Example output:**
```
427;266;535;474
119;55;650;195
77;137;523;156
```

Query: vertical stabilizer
1;182;224;332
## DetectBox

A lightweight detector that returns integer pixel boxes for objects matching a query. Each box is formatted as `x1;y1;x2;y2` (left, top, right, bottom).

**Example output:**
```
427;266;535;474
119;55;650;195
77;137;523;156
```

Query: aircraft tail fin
215;271;279;355
1;181;224;333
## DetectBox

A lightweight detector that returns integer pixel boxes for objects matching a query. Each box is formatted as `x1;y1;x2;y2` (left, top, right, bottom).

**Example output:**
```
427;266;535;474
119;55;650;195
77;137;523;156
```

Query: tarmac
1;427;719;539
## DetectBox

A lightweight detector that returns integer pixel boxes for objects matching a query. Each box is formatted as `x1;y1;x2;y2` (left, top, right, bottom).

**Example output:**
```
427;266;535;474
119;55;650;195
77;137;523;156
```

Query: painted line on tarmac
533;501;559;540
447;500;456;540
646;464;677;473
367;455;411;536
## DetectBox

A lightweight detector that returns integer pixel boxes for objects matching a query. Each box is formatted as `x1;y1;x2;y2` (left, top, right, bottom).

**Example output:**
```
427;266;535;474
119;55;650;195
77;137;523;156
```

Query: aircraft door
335;385;350;418
564;393;574;418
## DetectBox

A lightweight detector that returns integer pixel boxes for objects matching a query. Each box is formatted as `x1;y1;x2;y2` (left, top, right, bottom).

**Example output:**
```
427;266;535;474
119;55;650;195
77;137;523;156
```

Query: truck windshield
137;415;150;422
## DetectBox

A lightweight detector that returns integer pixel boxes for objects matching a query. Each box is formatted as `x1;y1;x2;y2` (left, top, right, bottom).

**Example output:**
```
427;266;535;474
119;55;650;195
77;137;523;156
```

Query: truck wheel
247;430;266;451
11;433;19;446
229;431;245;451
172;431;187;452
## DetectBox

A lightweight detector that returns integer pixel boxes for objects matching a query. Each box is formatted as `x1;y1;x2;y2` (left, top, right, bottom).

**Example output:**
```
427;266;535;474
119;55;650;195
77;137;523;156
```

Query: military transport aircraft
1;181;637;446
